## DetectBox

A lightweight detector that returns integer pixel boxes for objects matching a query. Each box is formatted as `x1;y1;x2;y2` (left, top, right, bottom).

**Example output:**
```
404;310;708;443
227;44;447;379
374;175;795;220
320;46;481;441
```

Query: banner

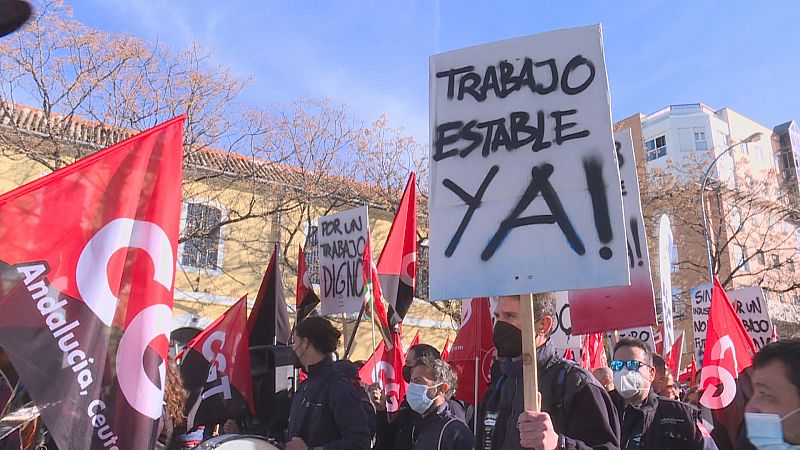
377;173;417;327
569;128;657;333
658;214;675;351
428;25;628;300
551;292;583;355
180;296;253;426
0;117;184;450
616;326;656;352
318;206;369;315
690;284;772;366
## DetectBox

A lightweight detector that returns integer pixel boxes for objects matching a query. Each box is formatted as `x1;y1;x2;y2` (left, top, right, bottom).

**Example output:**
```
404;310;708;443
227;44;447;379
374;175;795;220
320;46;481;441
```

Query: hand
517;410;559;450
367;383;386;412
285;437;308;450
222;419;239;434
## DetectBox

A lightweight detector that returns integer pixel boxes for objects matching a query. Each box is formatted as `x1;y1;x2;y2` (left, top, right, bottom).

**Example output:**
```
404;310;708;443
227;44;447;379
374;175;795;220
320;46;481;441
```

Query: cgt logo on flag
0;116;184;450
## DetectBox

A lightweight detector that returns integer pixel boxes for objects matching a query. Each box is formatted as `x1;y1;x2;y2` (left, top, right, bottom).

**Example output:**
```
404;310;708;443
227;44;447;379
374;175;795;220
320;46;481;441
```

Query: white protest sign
551;292;583;354
428;25;628;300
616;326;656;352
568;128;657;333
690;284;774;366
318;206;369;315
658;215;675;350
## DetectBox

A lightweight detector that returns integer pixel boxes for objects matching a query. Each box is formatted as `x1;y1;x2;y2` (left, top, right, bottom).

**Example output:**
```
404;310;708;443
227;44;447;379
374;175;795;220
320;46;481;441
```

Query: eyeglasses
610;360;651;372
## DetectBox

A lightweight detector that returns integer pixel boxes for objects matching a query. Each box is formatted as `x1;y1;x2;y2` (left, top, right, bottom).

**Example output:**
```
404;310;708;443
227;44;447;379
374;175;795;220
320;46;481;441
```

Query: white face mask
745;408;800;450
406;382;442;414
613;368;648;399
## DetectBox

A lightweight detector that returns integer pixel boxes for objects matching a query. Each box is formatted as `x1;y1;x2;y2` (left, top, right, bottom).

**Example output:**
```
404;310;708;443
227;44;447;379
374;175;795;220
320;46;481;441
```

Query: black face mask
493;321;523;358
292;339;307;368
402;365;413;384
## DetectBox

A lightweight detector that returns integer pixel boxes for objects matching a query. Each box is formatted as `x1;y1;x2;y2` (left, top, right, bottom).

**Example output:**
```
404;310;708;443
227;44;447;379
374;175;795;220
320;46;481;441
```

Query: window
734;244;749;272
416;241;429;299
753;213;761;226
304;223;319;284
788;259;795;273
694;130;708;151
783;221;790;233
742;142;750;156
772;254;780;268
670;244;679;273
779;293;786;303
182;203;223;269
731;208;742;229
757;251;766;265
645;135;667;161
672;287;684;318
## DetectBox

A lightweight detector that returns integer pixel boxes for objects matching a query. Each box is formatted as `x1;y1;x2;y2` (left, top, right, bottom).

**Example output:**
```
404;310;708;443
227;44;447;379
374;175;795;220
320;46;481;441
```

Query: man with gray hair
482;292;620;450
407;356;475;450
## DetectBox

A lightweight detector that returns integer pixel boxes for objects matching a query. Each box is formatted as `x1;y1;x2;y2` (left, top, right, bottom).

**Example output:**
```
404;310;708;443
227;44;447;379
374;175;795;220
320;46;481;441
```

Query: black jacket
375;398;467;450
479;339;621;450
411;402;475;450
620;392;717;450
286;357;370;450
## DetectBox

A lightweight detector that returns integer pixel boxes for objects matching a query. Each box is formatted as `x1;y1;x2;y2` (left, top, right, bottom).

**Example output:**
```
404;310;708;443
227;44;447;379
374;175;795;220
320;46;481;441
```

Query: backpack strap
548;361;575;432
437;418;458;450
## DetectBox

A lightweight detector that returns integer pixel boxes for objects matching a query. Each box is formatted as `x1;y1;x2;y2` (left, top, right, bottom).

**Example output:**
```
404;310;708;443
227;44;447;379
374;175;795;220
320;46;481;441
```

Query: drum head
197;434;278;450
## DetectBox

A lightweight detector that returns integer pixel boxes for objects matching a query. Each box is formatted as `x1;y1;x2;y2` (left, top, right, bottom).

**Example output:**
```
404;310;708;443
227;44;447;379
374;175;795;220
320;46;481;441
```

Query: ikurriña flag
248;244;291;346
377;173;417;329
295;244;319;324
179;296;253;427
0;117;185;450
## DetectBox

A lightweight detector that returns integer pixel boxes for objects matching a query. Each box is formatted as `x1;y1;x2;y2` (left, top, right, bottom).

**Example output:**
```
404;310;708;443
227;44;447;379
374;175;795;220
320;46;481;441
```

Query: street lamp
700;132;763;283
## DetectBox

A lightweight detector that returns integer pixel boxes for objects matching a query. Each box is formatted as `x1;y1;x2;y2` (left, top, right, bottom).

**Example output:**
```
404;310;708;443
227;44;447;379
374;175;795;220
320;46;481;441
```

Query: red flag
407;330;421;354
295;244;319;324
363;234;392;348
0;117;184;450
580;332;607;370
248;245;291;346
440;338;451;361
446;298;496;404
665;330;684;376
563;348;576;362
679;355;697;387
358;331;407;412
653;323;665;355
179;296;253;426
377;173;417;328
700;278;756;411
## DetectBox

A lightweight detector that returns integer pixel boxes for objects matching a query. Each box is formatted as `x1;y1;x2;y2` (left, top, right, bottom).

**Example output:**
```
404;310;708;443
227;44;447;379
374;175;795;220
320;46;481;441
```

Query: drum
196;434;279;450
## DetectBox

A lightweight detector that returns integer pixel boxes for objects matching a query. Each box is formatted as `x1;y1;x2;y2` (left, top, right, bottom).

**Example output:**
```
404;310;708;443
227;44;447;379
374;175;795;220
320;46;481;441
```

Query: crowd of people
268;293;799;450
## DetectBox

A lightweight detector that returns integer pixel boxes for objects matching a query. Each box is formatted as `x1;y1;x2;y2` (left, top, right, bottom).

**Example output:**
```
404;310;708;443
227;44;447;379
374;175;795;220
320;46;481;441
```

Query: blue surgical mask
406;382;441;414
745;408;800;450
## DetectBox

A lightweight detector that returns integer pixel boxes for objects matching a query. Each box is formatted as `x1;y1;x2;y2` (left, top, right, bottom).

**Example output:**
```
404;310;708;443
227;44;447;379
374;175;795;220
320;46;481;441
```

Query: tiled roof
0;103;395;209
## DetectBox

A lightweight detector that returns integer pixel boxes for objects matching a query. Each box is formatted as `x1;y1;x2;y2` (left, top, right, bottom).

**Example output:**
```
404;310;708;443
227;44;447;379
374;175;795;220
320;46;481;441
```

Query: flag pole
344;302;366;359
474;299;481;428
521;293;540;412
370;296;378;383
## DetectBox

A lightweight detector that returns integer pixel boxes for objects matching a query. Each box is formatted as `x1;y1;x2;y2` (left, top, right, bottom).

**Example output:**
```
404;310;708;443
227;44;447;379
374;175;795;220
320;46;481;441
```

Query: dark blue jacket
621;392;717;450
411;402;475;450
286;357;370;450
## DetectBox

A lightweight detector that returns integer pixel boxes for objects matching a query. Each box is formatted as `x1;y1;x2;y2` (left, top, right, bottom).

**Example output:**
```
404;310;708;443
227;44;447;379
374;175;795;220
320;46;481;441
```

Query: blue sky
75;0;800;143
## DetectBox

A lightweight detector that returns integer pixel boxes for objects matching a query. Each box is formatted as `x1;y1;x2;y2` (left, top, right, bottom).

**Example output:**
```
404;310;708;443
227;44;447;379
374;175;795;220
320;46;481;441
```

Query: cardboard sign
617;326;656;352
690;284;774;366
428;25;628;300
569;129;657;333
318;206;369;315
551;292;583;354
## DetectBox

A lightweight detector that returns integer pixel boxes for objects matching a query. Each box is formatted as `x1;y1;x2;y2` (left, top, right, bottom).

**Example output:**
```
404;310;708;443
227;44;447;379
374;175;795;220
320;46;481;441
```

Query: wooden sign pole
520;293;540;412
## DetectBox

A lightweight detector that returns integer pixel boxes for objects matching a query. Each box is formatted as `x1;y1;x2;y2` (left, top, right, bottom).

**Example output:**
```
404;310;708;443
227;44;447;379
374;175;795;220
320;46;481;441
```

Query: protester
744;338;800;448
661;368;680;401
285;317;370;450
593;366;626;415
371;343;467;450
684;386;702;408
607;337;715;450
334;360;377;445
651;354;668;397
407;356;475;450
486;293;620;450
155;358;188;450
